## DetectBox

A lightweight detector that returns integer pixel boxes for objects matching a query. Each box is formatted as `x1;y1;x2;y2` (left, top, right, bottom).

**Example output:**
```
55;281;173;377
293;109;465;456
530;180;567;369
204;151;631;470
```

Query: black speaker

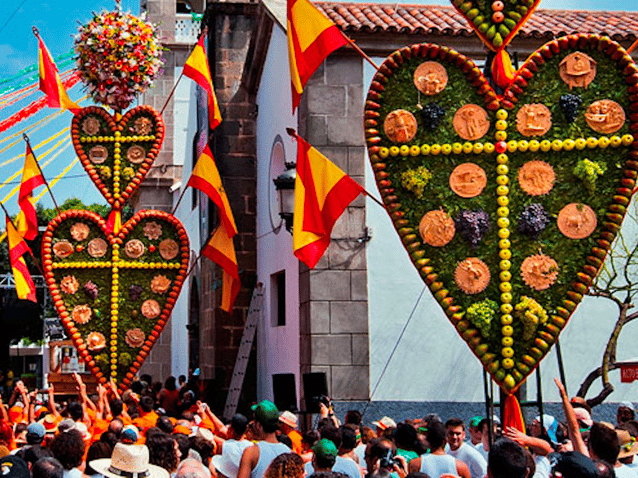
302;372;328;413
272;373;298;412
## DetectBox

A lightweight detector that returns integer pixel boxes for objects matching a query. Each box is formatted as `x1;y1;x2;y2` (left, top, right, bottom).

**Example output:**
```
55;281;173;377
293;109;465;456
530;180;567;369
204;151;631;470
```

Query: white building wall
363;60;638;403
171;66;200;378
255;26;301;404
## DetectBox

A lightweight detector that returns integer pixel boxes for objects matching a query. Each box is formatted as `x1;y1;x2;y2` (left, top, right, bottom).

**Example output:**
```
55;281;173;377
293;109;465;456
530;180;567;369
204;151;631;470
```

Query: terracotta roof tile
315;2;638;41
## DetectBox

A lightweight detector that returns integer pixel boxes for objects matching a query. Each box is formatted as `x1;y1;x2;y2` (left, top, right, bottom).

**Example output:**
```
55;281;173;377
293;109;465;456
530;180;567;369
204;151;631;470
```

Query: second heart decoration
43;6;189;389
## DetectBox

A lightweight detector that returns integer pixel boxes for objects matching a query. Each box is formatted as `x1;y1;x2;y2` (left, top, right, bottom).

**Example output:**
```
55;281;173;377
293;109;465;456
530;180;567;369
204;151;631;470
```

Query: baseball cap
549;451;598;478
0;456;30;478
26;422;45;443
251;400;279;427
469;416;483;428
574;408;593;428
312;438;338;460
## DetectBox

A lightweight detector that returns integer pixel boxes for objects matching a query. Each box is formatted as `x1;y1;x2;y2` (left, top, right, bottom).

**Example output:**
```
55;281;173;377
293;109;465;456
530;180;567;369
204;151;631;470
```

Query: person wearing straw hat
90;443;169;478
237;401;290;478
279;412;302;455
617;428;638;473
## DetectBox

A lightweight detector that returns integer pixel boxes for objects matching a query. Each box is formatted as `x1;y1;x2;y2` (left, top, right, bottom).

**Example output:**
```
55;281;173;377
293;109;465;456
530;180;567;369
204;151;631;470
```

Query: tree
577;200;638;406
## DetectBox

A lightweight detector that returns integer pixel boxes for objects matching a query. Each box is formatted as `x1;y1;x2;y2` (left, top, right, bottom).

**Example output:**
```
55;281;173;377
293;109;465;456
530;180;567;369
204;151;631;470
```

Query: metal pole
556;338;567;393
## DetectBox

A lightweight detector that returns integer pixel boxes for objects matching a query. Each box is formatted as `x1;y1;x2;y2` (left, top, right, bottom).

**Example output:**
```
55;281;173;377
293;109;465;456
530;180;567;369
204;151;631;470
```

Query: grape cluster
518;203;551;239
515;296;548;341
467;299;499;338
454;209;491;248
573;159;606;192
559;94;583;123
84;281;99;300
420;102;446;130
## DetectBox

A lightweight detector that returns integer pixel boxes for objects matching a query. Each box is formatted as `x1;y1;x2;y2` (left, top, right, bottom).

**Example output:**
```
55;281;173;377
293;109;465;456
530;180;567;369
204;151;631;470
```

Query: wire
361;286;427;417
0;137;71;203
0;127;69;170
0;0;28;37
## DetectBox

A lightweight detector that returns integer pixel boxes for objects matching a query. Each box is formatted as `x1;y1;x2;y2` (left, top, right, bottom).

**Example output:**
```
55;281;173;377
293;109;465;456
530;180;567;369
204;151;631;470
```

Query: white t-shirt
616;464;638;478
305;456;362;478
445;442;487;478
533;455;551;478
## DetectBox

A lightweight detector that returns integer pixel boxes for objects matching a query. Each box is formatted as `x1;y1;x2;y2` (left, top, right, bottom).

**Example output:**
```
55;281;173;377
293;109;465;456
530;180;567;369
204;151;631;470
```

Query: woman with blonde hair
264;453;305;478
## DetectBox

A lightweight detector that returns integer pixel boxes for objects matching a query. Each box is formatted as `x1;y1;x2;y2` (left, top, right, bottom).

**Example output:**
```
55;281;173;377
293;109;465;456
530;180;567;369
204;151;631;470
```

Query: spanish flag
202;222;240;313
16;144;45;241
188;145;240;312
293;134;364;269
37;34;80;113
184;35;222;130
6;216;37;302
287;0;348;113
187;145;237;237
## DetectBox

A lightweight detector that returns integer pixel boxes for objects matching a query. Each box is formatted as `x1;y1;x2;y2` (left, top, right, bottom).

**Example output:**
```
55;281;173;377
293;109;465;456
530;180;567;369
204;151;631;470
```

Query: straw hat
279;411;298;429
372;416;397;431
90;443;169;478
617;430;638;459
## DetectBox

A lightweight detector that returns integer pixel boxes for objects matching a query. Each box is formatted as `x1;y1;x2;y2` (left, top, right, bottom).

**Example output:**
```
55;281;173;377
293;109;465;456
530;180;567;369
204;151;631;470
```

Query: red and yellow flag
16;144;45;241
188;145;240;312
6;217;36;302
37;35;80;113
287;0;348;113
184;35;222;130
293;134;364;268
187;145;237;237
202;222;240;313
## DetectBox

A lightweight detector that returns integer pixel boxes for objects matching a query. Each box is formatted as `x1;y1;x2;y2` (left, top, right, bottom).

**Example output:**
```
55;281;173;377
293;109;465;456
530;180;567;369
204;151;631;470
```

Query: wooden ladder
223;283;264;420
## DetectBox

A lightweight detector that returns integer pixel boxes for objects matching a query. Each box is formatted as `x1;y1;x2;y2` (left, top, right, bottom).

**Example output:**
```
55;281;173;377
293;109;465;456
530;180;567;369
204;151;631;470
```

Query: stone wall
299;54;370;401
198;2;259;408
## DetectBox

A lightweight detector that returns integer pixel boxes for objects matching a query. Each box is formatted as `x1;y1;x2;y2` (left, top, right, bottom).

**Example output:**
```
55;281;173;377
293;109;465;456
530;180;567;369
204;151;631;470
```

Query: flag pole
343;35;380;71
22;133;61;216
0;201;45;275
160;26;209;116
285;128;386;209
171;182;189;216
627;38;638;55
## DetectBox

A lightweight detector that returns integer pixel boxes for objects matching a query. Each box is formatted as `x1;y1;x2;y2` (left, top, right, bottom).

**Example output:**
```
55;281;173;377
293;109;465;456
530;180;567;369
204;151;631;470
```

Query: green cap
251;400;280;426
312;438;338;460
469;416;483;428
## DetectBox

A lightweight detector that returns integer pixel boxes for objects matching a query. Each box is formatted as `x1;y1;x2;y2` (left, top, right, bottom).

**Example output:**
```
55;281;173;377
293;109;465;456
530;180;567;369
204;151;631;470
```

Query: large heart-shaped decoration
450;0;540;51
365;34;638;392
42;209;189;389
71;106;165;210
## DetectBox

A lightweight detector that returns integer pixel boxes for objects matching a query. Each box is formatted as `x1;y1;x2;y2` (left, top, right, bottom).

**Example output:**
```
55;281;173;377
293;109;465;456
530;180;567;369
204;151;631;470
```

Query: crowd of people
0;372;635;478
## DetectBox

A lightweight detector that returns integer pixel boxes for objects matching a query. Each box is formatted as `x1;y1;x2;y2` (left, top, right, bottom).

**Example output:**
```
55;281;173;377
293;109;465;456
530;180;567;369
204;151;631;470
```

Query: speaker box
302;372;328;413
272;373;297;412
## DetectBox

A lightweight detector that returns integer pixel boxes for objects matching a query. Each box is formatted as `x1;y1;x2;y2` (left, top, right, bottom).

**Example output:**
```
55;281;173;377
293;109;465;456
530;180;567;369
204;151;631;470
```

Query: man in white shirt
445;418;487;478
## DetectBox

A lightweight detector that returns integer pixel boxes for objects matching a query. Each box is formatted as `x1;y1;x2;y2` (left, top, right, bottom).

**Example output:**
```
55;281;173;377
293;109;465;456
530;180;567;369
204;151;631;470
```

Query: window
271;271;286;327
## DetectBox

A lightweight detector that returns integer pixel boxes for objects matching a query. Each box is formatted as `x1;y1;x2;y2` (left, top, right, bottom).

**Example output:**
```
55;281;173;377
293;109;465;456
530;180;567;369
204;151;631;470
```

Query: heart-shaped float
365;34;638;392
42;209;189;389
71;106;165;210
450;0;540;51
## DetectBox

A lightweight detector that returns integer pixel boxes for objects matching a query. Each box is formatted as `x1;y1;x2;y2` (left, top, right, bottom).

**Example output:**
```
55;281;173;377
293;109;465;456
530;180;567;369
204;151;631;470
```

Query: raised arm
48;385;60;419
554;378;587;456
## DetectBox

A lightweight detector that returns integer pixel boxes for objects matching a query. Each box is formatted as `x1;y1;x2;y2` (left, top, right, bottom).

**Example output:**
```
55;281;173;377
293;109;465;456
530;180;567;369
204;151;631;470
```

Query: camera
312;394;331;407
379;449;400;470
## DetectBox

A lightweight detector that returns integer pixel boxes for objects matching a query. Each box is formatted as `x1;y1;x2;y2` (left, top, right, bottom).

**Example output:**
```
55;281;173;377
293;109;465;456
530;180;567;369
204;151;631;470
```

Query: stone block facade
298;54;370;401
198;2;259;408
